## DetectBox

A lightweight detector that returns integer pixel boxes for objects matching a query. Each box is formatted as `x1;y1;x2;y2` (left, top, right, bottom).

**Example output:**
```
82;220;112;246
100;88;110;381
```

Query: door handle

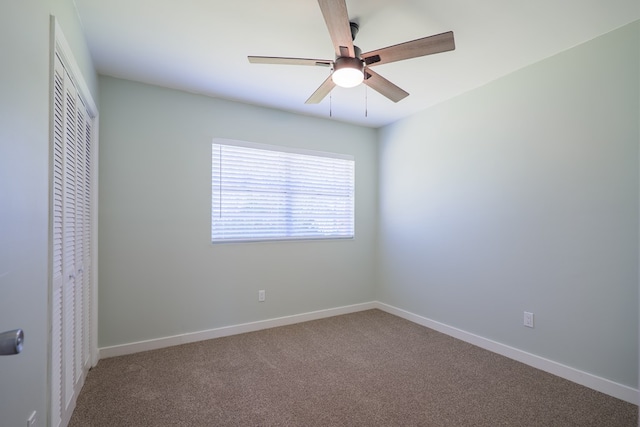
0;329;24;355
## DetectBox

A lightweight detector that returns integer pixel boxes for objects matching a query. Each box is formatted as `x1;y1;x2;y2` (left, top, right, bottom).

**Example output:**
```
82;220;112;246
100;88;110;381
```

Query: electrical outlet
258;290;265;302
524;311;534;328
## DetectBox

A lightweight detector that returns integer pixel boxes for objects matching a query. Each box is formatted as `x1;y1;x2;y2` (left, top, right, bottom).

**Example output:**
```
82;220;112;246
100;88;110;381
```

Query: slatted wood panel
62;65;77;413
51;51;96;427
75;96;88;387
82;117;92;367
52;55;65;427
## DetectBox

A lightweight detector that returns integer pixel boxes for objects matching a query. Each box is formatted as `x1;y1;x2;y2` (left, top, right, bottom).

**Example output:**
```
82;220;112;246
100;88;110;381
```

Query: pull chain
365;85;368;118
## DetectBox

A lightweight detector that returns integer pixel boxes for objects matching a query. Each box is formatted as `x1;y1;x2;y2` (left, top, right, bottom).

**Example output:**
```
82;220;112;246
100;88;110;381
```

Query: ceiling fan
248;0;455;104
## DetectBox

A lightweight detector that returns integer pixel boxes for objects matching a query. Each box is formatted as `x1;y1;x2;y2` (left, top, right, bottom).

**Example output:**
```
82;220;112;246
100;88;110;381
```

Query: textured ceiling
74;0;639;128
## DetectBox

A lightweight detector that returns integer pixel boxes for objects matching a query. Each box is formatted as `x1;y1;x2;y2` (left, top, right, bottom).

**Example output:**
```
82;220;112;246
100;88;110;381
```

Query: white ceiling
74;0;639;128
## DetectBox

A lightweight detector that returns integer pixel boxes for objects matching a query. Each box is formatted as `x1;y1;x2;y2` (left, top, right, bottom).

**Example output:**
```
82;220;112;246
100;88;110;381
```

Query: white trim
98;300;638;405
99;302;377;359
375;302;639;405
212;138;354;161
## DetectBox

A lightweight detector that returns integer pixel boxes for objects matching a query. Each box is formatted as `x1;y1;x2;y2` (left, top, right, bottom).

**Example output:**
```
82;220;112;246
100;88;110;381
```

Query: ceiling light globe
332;57;364;88
332;67;364;88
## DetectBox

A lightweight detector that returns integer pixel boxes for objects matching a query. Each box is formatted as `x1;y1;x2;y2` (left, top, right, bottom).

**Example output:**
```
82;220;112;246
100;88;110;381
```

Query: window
212;139;355;243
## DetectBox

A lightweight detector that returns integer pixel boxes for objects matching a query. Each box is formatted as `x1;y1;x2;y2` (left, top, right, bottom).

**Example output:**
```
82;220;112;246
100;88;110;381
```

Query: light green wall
378;21;639;388
0;0;97;425
97;77;378;347
93;15;638;394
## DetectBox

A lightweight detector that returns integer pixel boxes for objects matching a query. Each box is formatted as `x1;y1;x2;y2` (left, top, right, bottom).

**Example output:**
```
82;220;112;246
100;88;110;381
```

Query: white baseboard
374;302;639;405
99;301;377;359
99;300;638;405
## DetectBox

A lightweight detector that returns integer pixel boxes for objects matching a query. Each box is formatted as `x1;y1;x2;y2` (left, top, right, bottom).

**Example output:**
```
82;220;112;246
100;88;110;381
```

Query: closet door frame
49;16;99;427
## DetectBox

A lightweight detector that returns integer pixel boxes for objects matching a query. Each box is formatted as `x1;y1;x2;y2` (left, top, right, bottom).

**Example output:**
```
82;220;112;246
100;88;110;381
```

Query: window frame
211;138;355;244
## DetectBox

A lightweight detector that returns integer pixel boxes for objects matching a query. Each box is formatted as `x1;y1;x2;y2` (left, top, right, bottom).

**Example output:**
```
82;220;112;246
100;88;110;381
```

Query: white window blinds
212;140;355;243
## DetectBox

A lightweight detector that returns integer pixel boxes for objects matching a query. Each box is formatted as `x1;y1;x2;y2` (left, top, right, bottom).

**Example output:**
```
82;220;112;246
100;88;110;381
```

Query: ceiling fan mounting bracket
349;22;359;41
364;55;381;65
337;45;362;61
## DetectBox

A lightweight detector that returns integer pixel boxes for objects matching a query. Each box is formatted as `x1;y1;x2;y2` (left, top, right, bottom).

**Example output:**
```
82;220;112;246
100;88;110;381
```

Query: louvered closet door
74;92;85;390
51;53;65;427
62;60;77;417
51;52;95;427
80;99;93;371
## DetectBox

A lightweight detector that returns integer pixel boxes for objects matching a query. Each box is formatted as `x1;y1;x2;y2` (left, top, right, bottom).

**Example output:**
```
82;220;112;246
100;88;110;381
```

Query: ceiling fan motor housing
332;44;364;87
332;55;364;87
333;54;363;73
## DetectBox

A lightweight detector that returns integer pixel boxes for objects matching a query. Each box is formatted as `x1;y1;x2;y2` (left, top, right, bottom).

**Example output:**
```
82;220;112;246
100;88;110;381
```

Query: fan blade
248;56;333;67
362;31;455;67
318;0;355;58
305;75;336;104
363;68;409;103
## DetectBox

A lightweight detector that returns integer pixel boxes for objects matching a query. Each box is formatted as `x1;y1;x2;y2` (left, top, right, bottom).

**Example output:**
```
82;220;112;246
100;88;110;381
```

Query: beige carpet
70;309;637;426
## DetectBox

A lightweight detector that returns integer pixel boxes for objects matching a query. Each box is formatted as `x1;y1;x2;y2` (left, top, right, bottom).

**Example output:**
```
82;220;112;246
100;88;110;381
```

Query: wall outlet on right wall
524;311;534;328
